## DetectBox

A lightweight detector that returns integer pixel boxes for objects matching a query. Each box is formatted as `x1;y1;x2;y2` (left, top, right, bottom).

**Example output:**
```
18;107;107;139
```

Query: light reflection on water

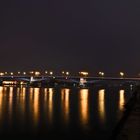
43;88;54;126
0;87;3;123
48;88;53;124
19;87;26;117
98;89;106;124
119;90;125;111
61;89;70;125
33;88;40;126
9;87;13;122
79;89;89;128
0;86;131;139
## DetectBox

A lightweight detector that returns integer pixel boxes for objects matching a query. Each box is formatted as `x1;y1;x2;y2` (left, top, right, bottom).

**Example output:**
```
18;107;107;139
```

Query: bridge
0;76;140;88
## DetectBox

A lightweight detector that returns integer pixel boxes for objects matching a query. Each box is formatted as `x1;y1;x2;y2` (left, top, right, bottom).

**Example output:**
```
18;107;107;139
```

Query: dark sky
0;0;140;76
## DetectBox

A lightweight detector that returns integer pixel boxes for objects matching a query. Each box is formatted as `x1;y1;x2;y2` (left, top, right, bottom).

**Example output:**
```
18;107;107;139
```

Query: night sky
0;0;140;76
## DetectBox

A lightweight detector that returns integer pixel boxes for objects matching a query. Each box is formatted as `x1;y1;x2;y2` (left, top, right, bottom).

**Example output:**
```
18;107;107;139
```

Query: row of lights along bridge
0;71;125;77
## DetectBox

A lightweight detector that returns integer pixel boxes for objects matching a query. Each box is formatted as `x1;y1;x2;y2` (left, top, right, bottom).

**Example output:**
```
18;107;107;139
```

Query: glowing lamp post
50;71;53;76
66;72;70;76
35;71;40;76
5;72;8;75
120;72;124;78
29;71;34;75
10;72;14;76
23;72;26;75
62;71;65;75
99;72;104;77
0;73;4;76
79;72;89;77
18;71;21;75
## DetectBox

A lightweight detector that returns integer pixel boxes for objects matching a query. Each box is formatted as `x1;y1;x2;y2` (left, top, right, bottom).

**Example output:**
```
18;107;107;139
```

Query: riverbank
111;86;140;140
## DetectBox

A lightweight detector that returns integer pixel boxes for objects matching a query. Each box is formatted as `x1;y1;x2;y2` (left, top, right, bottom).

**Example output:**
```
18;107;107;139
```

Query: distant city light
102;72;104;76
29;71;34;74
35;71;40;76
62;71;65;74
23;72;26;75
0;73;4;76
120;72;124;77
50;71;53;75
66;72;70;75
79;72;89;76
10;72;14;75
45;71;48;74
18;71;21;74
5;72;8;75
99;72;104;76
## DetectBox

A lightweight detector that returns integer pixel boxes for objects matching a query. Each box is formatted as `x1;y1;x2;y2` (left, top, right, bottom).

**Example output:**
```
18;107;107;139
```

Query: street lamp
50;71;53;76
18;71;21;75
5;72;8;75
35;71;40;76
29;71;34;74
120;72;124;77
79;72;89;77
0;73;4;76
66;72;70;76
62;71;65;74
10;72;14;75
23;72;26;75
99;72;104;77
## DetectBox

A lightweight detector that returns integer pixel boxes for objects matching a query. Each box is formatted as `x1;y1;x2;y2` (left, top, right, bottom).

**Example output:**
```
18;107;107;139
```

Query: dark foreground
111;86;140;140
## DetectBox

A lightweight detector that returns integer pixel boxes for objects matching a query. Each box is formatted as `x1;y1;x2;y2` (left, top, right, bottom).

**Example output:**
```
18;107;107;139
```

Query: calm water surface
0;86;132;140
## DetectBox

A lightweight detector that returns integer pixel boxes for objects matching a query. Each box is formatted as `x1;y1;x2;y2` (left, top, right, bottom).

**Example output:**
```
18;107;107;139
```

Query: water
0;85;132;140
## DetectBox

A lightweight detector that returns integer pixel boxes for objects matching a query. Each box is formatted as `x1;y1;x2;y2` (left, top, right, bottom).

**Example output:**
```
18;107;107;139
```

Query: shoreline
110;86;140;140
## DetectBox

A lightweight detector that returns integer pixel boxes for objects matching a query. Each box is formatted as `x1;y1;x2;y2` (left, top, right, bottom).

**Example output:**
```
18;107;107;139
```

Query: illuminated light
48;88;53;103
99;72;104;76
50;71;53;75
0;87;3;93
20;81;24;85
120;72;124;77
9;87;14;120
0;87;3;121
99;72;102;75
101;72;104;76
35;71;40;76
79;78;87;86
79;72;89;76
62;71;65;74
18;71;21;74
119;90;125;111
61;89;70;124
10;72;14;75
3;81;17;85
47;88;54;124
23;72;26;75
0;73;4;76
79;89;89;127
29;71;34;74
33;88;40;126
30;88;34;95
98;89;106;123
45;71;48;74
18;87;26;116
66;72;70;75
5;72;8;75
